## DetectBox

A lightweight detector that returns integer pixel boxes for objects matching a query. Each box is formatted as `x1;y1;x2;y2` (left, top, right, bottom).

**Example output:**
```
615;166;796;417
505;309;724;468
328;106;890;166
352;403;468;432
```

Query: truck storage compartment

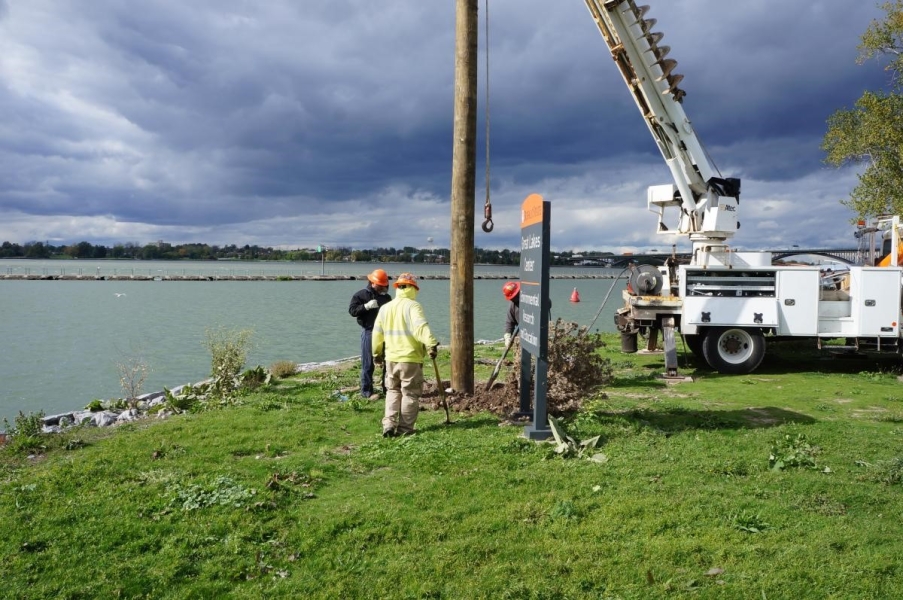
685;270;776;298
683;296;778;327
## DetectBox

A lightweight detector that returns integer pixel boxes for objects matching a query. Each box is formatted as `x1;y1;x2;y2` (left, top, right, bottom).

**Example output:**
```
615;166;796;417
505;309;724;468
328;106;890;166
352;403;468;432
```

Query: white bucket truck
583;0;903;374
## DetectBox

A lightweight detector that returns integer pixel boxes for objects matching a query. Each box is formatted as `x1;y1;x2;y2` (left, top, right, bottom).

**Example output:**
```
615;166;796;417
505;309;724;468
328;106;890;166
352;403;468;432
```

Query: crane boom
583;0;740;256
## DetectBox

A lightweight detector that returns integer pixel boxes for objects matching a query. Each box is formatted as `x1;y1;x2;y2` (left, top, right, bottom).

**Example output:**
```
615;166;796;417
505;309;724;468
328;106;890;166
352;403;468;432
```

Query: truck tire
683;334;705;358
702;327;765;375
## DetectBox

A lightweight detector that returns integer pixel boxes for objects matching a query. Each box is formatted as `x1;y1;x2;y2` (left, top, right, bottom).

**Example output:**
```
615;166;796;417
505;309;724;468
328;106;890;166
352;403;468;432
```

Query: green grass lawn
2;335;903;599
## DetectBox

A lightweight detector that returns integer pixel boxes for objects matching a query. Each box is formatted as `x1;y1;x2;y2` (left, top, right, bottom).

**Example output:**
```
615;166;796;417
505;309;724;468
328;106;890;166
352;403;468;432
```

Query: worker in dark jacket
349;269;392;399
502;281;520;346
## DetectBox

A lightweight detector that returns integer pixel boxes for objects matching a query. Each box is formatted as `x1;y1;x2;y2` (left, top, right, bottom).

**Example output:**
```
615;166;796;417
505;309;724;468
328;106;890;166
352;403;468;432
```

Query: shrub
162;384;204;413
504;319;613;414
3;410;45;438
546;319;612;402
240;366;271;390
2;410;47;455
203;327;254;399
269;360;299;379
84;399;105;412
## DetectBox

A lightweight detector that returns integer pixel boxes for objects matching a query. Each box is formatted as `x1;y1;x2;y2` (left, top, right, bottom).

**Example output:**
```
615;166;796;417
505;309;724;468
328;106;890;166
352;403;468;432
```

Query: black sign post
518;194;552;440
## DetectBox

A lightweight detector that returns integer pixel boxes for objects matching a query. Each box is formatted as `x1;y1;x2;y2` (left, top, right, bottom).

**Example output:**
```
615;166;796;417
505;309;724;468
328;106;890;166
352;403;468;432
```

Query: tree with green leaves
823;1;903;218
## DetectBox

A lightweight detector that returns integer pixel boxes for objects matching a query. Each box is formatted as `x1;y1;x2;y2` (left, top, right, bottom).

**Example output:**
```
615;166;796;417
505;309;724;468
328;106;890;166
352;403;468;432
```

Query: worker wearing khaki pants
382;361;425;435
372;272;439;437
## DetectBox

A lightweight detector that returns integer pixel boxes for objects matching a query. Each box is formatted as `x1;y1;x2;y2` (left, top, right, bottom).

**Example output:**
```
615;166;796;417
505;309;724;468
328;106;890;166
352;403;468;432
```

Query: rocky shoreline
0;356;361;439
39;385;198;435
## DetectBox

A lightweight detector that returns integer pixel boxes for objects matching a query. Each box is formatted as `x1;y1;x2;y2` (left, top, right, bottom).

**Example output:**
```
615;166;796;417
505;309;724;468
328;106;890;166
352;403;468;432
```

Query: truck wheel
683;334;705;358
702;327;765;374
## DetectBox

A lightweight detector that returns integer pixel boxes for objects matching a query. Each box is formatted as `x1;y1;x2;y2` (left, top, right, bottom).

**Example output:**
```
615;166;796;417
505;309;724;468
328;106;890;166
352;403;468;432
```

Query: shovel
485;325;519;390
430;355;452;424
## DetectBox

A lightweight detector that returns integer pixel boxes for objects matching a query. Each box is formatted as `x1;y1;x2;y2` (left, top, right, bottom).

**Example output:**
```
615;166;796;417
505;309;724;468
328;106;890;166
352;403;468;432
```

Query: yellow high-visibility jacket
372;286;438;364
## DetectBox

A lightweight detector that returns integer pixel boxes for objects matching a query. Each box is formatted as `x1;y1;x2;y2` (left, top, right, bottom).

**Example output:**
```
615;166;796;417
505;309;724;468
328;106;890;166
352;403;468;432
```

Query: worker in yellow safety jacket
372;272;439;437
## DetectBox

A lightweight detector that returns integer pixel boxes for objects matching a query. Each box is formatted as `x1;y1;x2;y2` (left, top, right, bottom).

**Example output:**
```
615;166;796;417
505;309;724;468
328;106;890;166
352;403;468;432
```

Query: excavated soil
411;322;611;420
421;378;521;418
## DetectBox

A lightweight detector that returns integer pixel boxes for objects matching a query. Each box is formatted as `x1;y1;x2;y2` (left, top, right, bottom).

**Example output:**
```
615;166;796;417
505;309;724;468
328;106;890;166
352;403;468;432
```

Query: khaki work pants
382;361;424;434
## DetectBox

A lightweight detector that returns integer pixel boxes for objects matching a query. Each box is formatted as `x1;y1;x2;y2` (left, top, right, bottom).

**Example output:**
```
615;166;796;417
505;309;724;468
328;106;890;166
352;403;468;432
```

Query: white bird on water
114;293;126;297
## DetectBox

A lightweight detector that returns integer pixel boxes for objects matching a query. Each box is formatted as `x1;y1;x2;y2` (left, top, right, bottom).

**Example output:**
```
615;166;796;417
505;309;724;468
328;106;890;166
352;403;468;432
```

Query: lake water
0;260;625;424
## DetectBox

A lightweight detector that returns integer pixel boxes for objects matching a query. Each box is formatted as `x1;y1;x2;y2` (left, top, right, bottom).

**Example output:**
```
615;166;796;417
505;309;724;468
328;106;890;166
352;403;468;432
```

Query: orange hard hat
394;272;419;290
502;281;520;301
367;268;389;287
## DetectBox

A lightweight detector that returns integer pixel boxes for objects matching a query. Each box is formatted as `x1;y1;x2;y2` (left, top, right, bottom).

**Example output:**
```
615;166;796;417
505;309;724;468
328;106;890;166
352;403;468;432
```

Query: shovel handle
431;356;451;424
485;325;518;390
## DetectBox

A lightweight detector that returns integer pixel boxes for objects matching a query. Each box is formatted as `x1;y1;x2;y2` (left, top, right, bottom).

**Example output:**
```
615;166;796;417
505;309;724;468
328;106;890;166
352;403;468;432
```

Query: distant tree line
0;240;617;266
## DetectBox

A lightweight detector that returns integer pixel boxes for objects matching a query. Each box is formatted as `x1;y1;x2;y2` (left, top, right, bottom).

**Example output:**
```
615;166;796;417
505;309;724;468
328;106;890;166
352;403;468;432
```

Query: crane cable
582;266;631;336
480;0;494;233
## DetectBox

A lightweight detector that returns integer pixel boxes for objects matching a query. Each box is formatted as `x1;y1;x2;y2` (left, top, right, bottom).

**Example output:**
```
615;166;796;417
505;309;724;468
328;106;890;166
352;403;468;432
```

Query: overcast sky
0;0;890;253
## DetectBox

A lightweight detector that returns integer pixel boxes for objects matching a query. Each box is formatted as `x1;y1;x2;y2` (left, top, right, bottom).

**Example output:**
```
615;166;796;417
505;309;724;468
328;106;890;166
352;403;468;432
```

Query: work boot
382;429;397;438
368;393;381;401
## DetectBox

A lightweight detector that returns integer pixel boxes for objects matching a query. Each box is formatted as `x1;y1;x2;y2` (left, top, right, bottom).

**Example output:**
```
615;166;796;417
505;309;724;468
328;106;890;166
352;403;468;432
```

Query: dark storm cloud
0;0;890;250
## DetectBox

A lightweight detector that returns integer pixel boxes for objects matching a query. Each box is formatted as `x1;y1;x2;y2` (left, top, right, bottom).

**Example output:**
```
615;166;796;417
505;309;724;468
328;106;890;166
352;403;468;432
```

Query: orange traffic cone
570;287;580;302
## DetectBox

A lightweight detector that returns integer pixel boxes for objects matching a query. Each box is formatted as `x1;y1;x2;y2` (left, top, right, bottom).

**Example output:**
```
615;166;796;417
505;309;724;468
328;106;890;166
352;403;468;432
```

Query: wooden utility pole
450;0;478;394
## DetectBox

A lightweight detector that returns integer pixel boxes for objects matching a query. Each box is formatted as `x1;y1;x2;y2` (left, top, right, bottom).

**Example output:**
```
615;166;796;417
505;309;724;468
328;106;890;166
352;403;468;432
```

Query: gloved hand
364;299;379;310
374;354;384;366
428;345;438;359
504;333;512;347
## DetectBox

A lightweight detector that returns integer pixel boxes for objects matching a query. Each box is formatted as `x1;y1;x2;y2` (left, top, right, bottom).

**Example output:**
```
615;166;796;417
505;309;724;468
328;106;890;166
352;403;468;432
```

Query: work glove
428;345;438;359
374;354;384;366
364;299;379;310
504;333;512;347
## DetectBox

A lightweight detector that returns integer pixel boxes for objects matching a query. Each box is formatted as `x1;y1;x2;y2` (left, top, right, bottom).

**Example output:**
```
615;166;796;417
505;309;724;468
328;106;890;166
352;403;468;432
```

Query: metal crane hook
481;203;494;232
480;0;494;235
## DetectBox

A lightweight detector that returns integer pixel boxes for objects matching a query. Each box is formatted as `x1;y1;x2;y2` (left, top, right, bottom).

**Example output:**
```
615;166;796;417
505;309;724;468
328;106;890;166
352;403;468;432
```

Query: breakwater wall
0;273;621;281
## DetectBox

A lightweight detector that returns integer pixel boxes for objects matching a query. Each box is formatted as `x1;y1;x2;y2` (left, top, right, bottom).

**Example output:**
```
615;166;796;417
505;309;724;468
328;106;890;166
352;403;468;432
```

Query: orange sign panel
521;194;545;228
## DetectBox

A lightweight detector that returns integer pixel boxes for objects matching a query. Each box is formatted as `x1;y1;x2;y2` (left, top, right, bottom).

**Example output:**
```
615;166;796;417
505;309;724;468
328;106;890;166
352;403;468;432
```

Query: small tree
117;355;150;407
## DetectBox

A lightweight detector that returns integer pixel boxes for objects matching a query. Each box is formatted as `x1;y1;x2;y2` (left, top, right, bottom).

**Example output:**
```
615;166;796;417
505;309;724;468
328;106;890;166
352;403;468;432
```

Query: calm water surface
0;260;625;423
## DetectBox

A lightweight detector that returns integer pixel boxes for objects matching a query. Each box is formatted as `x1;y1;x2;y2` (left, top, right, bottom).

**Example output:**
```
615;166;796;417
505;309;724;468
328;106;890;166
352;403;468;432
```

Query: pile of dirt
420;379;519;417
420;320;612;419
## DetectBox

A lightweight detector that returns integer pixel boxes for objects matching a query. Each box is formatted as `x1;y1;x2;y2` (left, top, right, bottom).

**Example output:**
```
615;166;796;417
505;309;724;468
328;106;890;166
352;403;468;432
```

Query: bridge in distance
577;248;863;268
